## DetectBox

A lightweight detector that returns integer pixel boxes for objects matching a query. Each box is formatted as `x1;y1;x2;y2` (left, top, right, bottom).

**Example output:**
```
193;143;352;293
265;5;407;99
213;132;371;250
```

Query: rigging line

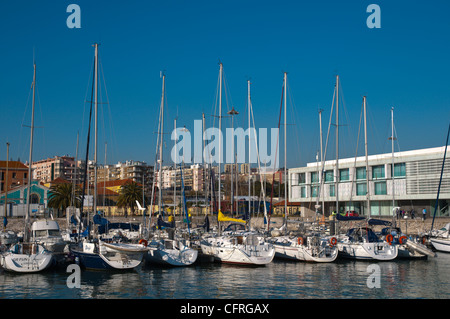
316;86;336;209
286;77;302;167
267;84;284;228
80;56;95;149
35;84;47;160
18;80;33;163
348;100;364;205
99;57;118;165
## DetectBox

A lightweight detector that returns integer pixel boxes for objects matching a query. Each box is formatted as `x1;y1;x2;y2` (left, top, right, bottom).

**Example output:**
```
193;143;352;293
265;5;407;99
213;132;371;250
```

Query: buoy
386;234;394;245
139;239;148;247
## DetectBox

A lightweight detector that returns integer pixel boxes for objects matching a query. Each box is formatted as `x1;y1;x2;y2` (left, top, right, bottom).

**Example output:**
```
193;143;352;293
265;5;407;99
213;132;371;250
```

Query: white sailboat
200;212;275;265
70;44;147;270
0;63;54;272
269;73;338;262
143;73;198;267
199;63;274;266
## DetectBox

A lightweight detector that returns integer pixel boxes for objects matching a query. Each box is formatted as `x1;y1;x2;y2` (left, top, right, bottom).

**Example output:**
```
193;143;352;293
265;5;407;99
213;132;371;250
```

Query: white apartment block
289;146;450;218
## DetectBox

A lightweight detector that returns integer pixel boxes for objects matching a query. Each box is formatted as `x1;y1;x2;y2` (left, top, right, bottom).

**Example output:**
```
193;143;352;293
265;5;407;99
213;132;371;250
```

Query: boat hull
145;247;198;266
430;238;450;253
70;242;145;270
200;241;275;265
271;236;338;263
0;244;54;273
337;242;398;261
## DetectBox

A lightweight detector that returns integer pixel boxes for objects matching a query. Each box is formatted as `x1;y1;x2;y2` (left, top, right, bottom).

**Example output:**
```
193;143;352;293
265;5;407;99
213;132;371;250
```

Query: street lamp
227;106;239;215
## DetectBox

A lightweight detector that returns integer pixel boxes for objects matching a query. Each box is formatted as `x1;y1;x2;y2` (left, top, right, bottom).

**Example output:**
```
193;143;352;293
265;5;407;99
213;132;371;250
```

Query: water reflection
0;254;449;299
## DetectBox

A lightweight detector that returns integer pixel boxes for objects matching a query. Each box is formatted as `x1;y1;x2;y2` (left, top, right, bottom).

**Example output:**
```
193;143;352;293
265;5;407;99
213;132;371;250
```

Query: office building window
311;172;319;184
339;168;349;181
356;183;367;196
298;173;306;184
372;165;385;179
329;184;335;197
374;181;387;195
301;186;306;198
311;186;319;197
392;163;406;177
356;167;366;180
324;170;334;183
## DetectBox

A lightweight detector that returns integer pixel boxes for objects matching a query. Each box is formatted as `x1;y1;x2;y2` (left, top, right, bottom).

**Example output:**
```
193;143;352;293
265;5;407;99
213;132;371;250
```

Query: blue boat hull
71;248;116;270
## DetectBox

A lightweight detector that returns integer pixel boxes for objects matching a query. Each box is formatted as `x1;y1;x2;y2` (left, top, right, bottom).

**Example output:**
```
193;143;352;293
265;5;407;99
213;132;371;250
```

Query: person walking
422;208;427;221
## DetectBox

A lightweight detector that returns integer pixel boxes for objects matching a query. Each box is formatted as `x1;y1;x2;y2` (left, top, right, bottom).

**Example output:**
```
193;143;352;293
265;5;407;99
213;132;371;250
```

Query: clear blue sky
1;0;449;169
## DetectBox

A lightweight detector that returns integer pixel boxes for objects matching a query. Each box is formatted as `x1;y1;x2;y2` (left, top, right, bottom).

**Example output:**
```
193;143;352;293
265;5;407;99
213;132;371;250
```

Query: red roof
0;161;28;169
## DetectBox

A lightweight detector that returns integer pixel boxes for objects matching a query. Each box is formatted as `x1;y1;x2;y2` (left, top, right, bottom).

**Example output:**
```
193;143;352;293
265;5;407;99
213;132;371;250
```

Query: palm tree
48;183;82;216
117;181;143;217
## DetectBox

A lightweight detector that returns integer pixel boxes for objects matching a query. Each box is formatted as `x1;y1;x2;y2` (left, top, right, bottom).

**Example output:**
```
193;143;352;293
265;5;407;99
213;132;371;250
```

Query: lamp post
227;106;238;215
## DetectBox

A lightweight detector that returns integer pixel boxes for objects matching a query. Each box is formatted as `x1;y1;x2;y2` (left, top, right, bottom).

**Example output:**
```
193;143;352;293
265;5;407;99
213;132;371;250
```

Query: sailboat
143;73;198;267
199;63;274;266
70;44;147;270
0;63;54;273
376;108;435;259
268;73;338;262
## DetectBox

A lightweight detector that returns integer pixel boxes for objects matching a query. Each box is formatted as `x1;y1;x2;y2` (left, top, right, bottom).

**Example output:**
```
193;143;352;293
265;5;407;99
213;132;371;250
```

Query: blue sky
1;0;449;170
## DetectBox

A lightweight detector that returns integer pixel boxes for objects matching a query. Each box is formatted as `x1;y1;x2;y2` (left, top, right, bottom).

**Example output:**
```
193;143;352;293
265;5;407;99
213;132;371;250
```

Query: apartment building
32;156;81;184
289;146;450;219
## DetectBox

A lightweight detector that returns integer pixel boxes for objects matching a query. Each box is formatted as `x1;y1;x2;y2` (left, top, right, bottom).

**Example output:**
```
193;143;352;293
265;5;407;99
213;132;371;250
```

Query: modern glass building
289;146;450;219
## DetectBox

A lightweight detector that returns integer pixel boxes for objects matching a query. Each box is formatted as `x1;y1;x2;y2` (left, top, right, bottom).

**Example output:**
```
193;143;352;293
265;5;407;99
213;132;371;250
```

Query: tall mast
25;63;36;241
248;80;251;218
391;107;395;216
335;75;339;215
4;142;9;230
93;43;98;219
158;73;165;216
173;118;177;217
218;63;223;214
363;96;370;217
319;109;324;214
283;72;287;229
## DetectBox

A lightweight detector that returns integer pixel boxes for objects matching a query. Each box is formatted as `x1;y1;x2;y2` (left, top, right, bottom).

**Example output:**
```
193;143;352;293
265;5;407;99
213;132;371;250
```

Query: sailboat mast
174;118;177;217
218;63;223;214
319;109;324;214
158;73;165;216
248;80;251;218
363;96;370;217
25;63;36;240
391;107;395;215
93;43;99;218
335;75;339;215
283;72;287;227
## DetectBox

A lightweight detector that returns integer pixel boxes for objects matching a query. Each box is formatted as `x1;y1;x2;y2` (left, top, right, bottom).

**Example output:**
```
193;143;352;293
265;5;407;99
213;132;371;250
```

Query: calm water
1;253;449;301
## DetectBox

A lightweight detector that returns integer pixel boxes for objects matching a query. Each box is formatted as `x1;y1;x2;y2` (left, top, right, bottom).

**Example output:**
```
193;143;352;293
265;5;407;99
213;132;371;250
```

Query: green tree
117;181;143;217
48;183;82;216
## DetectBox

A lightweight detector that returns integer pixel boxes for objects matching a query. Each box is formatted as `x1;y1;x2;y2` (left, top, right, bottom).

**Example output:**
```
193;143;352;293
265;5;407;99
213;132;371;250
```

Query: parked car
345;211;359;217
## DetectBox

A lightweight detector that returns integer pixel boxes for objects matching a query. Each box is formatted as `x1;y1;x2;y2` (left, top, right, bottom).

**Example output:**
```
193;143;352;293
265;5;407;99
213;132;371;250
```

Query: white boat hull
337;242;398;261
271;236;338;263
200;234;275;265
430;238;450;253
0;243;54;273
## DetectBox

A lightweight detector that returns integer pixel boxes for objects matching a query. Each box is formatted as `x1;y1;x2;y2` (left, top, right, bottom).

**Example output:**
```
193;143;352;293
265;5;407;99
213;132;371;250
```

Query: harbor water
1;252;449;300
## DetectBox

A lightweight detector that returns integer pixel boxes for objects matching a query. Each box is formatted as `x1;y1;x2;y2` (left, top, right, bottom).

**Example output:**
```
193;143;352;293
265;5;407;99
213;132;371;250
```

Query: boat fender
139;239;148;247
330;237;337;246
297;237;304;245
386;234;394;245
399;236;407;245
